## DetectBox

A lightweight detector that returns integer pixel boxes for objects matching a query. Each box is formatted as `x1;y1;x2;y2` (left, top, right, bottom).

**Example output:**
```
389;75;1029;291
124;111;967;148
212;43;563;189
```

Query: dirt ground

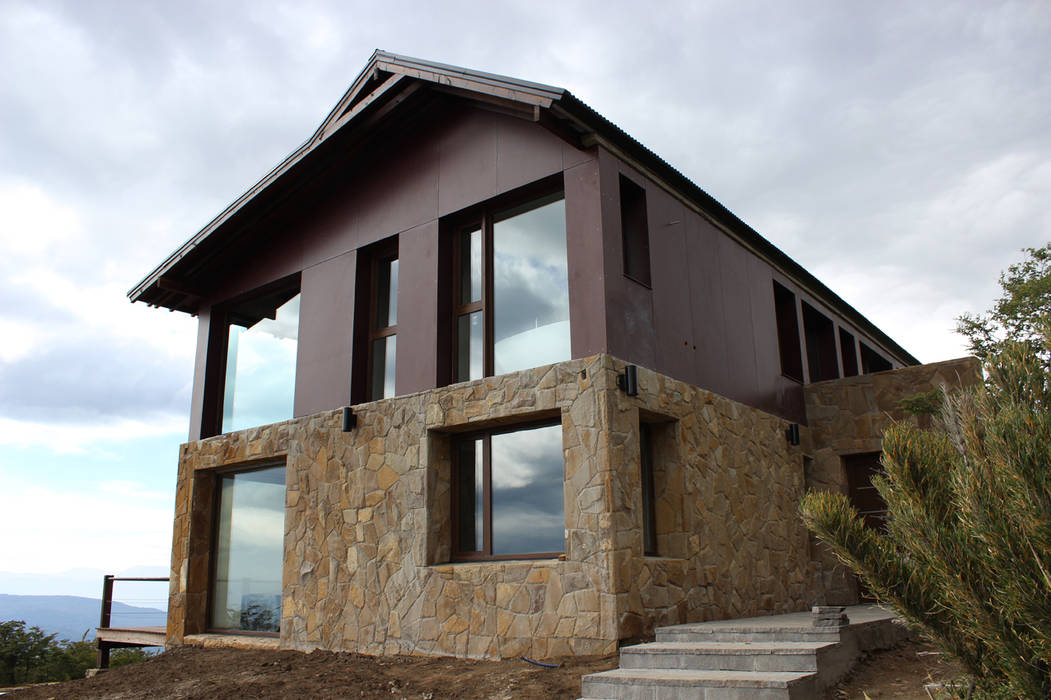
3;638;964;699
832;638;965;699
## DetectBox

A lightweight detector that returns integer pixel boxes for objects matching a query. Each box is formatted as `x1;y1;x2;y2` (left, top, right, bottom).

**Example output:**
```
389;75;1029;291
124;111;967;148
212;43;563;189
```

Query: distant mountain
0;594;167;642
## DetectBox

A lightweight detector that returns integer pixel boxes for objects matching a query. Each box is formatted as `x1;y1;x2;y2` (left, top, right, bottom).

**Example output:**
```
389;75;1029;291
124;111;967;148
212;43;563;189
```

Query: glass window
773;282;803;382
368;254;398;401
619;174;651;286
453;422;565;559
211;464;285;633
452;192;570;382
222;290;299;433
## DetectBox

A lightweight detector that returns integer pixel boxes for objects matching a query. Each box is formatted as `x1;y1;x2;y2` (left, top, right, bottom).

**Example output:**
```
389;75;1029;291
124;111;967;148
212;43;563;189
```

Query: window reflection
223;292;299;433
492;198;570;375
211;465;285;633
490;424;564;555
453;422;564;559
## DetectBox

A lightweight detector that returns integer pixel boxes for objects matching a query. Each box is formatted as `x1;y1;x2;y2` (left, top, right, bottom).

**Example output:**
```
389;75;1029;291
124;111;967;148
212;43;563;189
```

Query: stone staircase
579;604;906;700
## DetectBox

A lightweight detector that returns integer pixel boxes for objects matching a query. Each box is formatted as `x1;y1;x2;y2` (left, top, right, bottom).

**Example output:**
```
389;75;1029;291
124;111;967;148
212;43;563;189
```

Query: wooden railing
96;575;169;669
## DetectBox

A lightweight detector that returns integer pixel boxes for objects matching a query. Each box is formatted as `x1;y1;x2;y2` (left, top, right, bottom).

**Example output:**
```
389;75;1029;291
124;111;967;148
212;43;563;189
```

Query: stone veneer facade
801;356;983;603
166;353;979;659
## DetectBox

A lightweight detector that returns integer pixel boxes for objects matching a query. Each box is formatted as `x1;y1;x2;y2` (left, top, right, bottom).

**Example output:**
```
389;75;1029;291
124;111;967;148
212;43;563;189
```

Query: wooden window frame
619;174;652;287
450;418;564;562
639;422;658;557
366;241;399;401
206;460;286;637
449;184;565;383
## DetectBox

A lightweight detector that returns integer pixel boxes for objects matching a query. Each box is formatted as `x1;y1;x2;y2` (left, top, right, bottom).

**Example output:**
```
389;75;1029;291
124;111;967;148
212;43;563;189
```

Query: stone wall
802;356;983;602
168;352;851;659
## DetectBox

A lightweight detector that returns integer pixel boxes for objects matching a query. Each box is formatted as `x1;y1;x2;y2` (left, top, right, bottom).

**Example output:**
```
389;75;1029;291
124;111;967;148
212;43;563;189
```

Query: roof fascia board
373;51;564;103
315;73;409;143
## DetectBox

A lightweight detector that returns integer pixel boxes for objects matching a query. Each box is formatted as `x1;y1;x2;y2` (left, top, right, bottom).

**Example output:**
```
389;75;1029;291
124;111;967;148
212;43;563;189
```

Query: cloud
0;477;174;573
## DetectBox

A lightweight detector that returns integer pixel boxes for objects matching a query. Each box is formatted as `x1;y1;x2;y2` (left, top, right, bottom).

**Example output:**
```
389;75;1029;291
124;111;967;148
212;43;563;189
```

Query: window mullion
483;434;493;556
483;213;495;378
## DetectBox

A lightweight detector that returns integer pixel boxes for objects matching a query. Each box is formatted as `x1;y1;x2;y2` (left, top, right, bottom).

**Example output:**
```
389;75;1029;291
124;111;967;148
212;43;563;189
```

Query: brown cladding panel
395;220;440;396
495;111;566;195
436;104;499;216
713;234;760;404
683;214;731;398
564;158;608;359
599;152;656;369
294;252;356;418
749;261;805;421
646;189;695;383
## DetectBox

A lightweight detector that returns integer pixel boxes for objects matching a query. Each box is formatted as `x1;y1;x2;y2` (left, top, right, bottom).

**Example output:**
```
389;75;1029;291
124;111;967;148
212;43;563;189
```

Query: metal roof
128;49;918;365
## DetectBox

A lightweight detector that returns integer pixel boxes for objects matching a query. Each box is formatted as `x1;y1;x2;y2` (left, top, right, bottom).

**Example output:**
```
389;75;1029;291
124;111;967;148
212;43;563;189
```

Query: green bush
0;621;153;685
800;329;1051;698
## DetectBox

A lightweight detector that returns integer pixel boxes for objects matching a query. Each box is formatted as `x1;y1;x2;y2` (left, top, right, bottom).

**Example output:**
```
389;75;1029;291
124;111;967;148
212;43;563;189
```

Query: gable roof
129;50;918;365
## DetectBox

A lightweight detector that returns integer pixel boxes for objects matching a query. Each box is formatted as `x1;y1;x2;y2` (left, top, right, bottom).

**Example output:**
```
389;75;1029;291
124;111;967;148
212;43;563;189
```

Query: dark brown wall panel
564;158;608;359
646;189;695;383
294;251;356;418
599;151;656;370
683;215;730;399
189;98;594;427
395;220;440;396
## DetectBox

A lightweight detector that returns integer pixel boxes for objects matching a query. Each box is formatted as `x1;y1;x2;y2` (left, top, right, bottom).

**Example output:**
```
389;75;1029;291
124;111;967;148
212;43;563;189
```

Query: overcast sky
1;0;1048;590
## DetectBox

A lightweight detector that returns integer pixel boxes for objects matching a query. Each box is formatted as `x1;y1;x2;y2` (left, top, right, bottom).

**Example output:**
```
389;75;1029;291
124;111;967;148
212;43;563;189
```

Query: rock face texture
802;356;983;603
166;353;979;659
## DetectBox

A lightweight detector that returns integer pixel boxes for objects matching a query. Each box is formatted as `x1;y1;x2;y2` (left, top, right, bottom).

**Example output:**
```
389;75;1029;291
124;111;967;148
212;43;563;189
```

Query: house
130;51;980;659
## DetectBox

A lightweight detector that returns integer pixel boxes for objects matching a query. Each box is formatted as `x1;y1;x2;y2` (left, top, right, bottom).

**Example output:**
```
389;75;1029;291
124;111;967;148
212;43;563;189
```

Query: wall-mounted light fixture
617;364;638;396
342;406;357;432
785;423;800;446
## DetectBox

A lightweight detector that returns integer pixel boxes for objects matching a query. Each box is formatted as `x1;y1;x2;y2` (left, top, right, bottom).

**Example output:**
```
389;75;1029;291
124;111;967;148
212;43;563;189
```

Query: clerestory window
451;190;570;382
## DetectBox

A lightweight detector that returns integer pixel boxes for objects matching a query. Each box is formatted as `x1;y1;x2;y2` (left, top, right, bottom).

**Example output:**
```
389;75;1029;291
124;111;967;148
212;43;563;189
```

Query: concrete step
579;668;817;700
656;624;841;645
619;640;837;673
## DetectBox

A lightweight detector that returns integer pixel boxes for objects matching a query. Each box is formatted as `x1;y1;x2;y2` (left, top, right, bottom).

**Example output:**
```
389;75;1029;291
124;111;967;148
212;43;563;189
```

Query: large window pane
492;198;570;375
211;465;285;633
222;293;299;433
369;336;397;401
455;438;484;552
459;228;482;305
456;311;483;382
376;258;398;328
490;424;564;555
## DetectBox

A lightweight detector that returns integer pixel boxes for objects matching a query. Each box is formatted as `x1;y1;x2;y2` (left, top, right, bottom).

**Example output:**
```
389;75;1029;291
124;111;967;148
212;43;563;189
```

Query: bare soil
832;638;965;699
2;638;964;699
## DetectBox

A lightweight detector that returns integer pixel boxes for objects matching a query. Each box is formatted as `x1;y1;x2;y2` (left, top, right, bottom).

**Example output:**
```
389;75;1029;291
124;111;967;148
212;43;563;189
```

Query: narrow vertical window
640;423;658;556
368;252;398;401
451;190;569;382
773;282;803;381
620;174;651;286
839;328;859;377
352;237;399;403
802;301;839;382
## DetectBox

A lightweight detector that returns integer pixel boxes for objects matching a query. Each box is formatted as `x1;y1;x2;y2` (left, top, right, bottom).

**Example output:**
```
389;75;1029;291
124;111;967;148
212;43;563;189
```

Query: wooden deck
96;626;166;647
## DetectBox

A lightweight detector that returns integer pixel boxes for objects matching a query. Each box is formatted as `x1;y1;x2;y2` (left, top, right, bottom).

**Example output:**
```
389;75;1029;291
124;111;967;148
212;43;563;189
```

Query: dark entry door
843;452;888;531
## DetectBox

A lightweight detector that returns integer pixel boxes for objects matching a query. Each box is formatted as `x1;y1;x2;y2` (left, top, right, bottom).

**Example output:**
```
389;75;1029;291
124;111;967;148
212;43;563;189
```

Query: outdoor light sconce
785;423;800;446
342;406;357;432
617;364;638;396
